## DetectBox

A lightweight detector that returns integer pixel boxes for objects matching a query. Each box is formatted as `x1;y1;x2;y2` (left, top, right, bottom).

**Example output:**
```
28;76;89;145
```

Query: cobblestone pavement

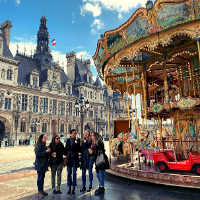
0;143;108;200
1;143;200;200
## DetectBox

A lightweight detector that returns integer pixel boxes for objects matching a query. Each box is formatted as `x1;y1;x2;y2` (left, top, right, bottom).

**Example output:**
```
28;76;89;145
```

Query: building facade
0;16;126;145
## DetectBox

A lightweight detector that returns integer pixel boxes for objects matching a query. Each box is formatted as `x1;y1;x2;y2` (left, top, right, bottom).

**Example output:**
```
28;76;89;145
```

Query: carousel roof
93;0;200;90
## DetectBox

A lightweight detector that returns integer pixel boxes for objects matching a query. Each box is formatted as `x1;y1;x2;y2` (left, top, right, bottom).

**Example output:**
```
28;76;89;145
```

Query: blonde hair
81;129;91;145
91;132;104;147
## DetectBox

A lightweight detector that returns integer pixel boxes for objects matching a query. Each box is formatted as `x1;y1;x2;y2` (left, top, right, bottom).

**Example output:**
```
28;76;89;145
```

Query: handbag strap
36;156;45;166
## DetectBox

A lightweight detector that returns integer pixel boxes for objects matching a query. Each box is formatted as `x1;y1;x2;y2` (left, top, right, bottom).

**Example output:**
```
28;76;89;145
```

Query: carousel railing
157;136;200;159
147;79;200;108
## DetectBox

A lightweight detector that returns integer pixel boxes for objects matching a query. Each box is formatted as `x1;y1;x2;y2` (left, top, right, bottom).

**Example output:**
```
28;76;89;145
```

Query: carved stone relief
29;95;33;110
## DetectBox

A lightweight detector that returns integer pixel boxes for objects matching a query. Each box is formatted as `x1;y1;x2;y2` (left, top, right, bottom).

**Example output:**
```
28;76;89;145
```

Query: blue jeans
82;157;94;186
67;159;76;187
96;169;105;187
37;170;45;192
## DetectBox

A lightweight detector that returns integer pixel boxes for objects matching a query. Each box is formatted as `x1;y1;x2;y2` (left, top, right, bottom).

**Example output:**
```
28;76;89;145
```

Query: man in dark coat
65;129;81;195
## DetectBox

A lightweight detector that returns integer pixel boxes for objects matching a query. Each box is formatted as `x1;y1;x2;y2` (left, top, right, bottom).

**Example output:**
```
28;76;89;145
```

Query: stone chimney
66;51;76;83
0;35;3;56
0;20;12;47
83;59;91;71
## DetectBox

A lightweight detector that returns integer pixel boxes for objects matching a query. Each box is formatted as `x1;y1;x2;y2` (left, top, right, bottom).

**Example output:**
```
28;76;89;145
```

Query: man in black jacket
65;129;81;195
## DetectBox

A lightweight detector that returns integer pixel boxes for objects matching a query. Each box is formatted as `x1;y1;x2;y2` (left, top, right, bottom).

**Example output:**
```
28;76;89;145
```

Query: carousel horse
110;138;120;156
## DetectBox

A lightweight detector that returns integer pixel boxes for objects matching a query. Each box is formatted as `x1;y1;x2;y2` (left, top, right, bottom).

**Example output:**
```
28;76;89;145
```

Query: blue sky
0;0;148;78
0;0;165;123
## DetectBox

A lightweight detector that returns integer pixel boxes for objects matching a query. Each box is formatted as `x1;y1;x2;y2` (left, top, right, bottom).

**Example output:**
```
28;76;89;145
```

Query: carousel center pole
142;68;147;136
122;87;124;117
143;66;150;165
158;113;163;149
126;59;132;166
197;40;200;66
106;77;111;164
177;110;183;156
126;60;130;129
130;91;134;167
133;61;141;169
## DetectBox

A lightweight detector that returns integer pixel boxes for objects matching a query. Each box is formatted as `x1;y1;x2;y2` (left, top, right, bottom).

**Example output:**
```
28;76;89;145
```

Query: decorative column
162;55;169;105
106;76;111;163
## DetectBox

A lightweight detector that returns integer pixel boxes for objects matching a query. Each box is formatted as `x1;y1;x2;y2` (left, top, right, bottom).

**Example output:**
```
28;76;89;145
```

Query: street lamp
14;94;21;146
75;94;90;138
30;118;40;146
94;110;100;133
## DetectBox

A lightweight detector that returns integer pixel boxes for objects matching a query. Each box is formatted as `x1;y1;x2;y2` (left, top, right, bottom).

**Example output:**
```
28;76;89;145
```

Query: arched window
84;90;87;97
7;69;12;80
33;77;37;86
90;91;92;99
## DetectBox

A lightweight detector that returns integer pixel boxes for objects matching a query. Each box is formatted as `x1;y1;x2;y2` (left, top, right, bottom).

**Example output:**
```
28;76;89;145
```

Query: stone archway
0;116;11;140
0;121;5;140
51;120;56;138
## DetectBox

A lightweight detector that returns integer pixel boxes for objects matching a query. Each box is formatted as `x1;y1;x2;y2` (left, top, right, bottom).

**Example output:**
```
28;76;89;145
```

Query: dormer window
33;77;37;86
7;69;12;80
30;69;39;87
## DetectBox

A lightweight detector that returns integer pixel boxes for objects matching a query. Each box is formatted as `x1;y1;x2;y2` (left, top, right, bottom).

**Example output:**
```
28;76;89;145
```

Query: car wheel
142;155;146;163
158;162;167;172
195;166;200;175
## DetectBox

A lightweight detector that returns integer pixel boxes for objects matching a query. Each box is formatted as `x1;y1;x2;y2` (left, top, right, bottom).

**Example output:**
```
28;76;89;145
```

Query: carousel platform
107;156;200;189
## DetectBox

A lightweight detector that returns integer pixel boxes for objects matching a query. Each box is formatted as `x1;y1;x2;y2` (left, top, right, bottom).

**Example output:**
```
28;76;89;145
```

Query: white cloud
76;50;96;75
90;19;104;35
51;50;67;73
15;0;20;6
10;35;98;81
76;46;84;49
72;13;75;23
10;35;37;57
118;13;123;20
80;0;147;19
10;35;67;73
80;2;102;17
76;50;93;63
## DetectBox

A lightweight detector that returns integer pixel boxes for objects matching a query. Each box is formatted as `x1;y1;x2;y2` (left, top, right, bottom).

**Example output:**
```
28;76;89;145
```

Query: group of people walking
34;129;109;198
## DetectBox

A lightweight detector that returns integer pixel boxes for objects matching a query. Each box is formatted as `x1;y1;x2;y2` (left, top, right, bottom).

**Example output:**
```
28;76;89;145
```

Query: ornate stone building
0;16;111;145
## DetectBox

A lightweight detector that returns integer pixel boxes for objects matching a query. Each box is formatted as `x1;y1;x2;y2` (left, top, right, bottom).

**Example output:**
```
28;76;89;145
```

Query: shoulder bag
63;140;75;167
35;157;45;171
96;150;106;167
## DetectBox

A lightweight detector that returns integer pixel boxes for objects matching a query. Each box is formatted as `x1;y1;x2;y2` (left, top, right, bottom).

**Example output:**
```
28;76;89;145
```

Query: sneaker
57;190;62;194
53;190;57;194
72;187;75;195
71;190;75;195
87;185;92;192
95;187;105;195
38;192;44;198
41;190;48;196
67;187;71;194
80;186;86;192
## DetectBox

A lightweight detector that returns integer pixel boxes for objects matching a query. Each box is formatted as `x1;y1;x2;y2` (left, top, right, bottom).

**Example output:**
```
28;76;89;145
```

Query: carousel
93;0;200;173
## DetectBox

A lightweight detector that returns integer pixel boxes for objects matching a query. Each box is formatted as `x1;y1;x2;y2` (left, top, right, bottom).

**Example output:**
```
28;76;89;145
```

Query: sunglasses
55;138;60;140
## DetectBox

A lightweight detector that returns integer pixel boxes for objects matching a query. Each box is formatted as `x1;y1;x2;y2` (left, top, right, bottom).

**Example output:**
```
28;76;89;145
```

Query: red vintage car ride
153;151;200;175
